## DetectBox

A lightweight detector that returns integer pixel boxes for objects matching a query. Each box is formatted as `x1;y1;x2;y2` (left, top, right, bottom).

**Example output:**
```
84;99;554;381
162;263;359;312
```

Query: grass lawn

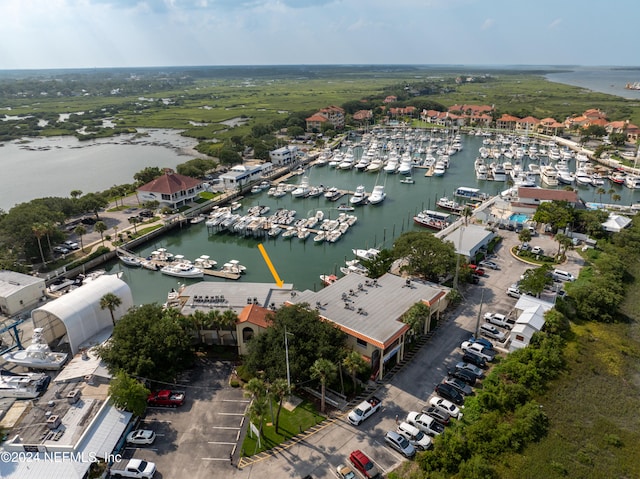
241;399;325;457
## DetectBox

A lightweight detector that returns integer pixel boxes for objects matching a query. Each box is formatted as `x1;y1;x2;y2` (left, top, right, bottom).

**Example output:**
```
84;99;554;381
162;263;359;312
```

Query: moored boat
160;263;204;279
368;185;386;205
436;197;465;214
413;210;450;230
0;369;51;399
2;328;68;371
320;274;338;286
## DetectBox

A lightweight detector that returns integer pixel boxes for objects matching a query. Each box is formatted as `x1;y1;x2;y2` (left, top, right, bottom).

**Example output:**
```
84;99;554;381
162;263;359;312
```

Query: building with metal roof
288;273;449;380
31;274;133;355
0;271;46;317
439;224;496;259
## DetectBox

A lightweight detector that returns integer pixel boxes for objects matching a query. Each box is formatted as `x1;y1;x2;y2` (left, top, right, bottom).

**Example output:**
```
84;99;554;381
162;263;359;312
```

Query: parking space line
202;458;229;461
212;426;241;430
207;441;236;445
222;399;250;403
217;412;245;415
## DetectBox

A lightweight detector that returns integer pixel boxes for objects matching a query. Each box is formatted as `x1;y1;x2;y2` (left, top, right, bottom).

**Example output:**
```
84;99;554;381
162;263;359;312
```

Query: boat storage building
0;271;46;317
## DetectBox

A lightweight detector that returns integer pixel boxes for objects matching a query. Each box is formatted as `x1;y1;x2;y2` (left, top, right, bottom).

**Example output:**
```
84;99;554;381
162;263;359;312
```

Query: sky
1;0;638;70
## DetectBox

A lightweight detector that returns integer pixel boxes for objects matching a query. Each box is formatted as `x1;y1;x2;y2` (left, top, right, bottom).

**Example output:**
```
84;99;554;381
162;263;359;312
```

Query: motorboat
625;175;640;189
609;171;626;184
397;155;413;175
368;185;386;205
432;160;446;177
324;187;340;199
436;197;465;214
400;176;415;184
349;185;368;205
491;163;507;181
297;228;310;241
337;203;355;212
557;170;575;185
454;187;489;201
590;173;605;186
228;259;247;273
190;214;206;224
140;259;159;271
339;262;369;276
474;158;488;180
0;369;51;399
160;263;204;279
353;248;380;261
313;231;326;243
221;260;247;274
118;253;142;267
575;170;593;186
2;328;68;370
541;164;559;186
194;255;217;270
413;210;450;230
291;176;311;197
320;274;338;286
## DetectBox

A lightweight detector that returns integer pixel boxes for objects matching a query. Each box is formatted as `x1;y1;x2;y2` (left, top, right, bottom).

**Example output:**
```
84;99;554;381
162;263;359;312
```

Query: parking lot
117;360;249;479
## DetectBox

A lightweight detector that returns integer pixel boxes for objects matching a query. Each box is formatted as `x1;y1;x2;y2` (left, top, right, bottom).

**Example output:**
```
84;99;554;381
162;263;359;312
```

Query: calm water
104;134;640;304
0;129;198;211
545;66;640;100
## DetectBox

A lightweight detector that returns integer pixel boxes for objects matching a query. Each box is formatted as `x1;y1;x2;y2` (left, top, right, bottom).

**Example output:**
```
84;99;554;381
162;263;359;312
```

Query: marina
99;129;640;304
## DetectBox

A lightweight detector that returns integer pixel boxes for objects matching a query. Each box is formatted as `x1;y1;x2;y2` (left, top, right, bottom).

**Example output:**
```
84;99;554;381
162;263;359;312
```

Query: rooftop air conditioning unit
67;389;81;405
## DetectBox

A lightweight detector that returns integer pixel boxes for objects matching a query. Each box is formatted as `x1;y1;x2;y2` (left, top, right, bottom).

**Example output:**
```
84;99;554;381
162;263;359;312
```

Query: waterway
103;133;640;305
545;66;640;100
0;129;200;211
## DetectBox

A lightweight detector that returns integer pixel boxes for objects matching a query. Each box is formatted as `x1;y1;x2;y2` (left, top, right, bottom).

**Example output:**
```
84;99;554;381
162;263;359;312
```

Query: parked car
462;351;487;369
479;323;507;342
397;421;433;450
434;383;465;406
385;430;416;458
461;342;496;363
531;246;544;255
406;411;445;436
443;376;474;396
139;209;155;218
552;269;576;282
349;450;380;479
507;284;522;298
467;335;494;350
337;464;356;479
483;312;511;329
447;368;477;386
519;242;531;251
53;246;69;254
429;396;463;420
479;260;499;270
455;361;485;379
420;406;450;426
126;429;156;445
468;264;485;276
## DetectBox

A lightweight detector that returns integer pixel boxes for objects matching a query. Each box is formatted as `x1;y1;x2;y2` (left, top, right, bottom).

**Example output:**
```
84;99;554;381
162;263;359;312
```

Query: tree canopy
97;303;194;382
244;304;346;384
392;231;457;282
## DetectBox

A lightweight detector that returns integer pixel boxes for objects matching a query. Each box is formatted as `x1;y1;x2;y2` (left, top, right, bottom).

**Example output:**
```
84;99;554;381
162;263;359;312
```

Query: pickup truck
147;390;185;407
460;341;497;362
110;459;156;478
348;396;381;425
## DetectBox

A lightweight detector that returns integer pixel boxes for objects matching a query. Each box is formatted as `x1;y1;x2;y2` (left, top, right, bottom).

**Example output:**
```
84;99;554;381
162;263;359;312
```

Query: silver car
385;430;416;458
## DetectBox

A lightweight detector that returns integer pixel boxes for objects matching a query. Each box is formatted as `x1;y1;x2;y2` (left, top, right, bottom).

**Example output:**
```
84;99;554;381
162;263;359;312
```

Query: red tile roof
237;304;273;329
138;171;203;194
306;114;329;122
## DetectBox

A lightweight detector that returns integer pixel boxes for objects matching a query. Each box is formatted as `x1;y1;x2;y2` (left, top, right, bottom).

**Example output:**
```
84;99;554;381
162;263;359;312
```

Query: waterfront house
287;273;449;381
305;105;345;132
537;117;564;136
495;114;520;131
219;162;273;190
137;169;205;210
269;145;300;167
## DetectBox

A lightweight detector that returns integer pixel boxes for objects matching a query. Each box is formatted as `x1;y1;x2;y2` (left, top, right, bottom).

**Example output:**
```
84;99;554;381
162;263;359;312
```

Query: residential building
236;303;272;355
218;163;273;190
305;105;345;132
269;146;300;167
137;169;205;209
495;114;520;131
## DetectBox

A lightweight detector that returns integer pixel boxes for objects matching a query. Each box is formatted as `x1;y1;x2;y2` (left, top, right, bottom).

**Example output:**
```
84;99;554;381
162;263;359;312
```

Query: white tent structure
32;274;133;355
602;213;632;233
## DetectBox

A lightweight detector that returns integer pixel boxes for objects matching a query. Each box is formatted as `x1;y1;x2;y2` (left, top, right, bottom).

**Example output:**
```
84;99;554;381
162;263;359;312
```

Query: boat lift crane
0;315;28;356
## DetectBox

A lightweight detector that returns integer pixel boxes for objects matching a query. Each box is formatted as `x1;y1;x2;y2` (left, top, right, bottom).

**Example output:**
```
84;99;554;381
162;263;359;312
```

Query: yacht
432;160;446;177
291;176;311;197
557;170;575;185
625;175;640;189
2;328;68;370
383;152;399;173
474;157;488;180
0;369;51;399
491;163;507;181
541;164;559;186
160;262;204;279
366;157;384;172
368;185;386;205
349;185;368;205
353;248;380;261
575;169;593;186
397;154;413;175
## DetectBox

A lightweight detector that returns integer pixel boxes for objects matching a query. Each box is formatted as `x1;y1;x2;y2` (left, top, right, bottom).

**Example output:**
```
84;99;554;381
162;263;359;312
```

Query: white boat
541;164;559;186
324;187;339;199
400;176;415;184
433;160;446;177
160;263;204;279
190;214;206;224
397;155;413;175
366;158;384;172
0;369;51;399
575;170;593;186
140;259;159;271
221;260;247;274
118;254;142;267
349;185;368;205
281;226;297;239
590;173;605;186
353;248;380;261
337;203;355;212
194;255;217;269
625;175;640;189
368;185;386;205
2;328;68;370
339;262;369;276
474;157;488;180
291;176;311;197
528;163;541;175
491;163;507;181
436;197;465;214
313;231;326;243
557;170;575;185
383;154;399;173
320;274;338;286
454;187;489;201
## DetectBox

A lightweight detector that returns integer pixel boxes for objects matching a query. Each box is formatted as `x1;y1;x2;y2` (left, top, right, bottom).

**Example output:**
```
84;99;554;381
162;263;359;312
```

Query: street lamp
284;326;294;389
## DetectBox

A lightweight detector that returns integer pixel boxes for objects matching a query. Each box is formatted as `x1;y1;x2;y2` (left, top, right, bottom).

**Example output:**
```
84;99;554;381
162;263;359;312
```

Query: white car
406;411;444;436
479;323;507;341
429;396;463;419
126;429;156;445
479;260;499;270
483;312;511;329
460;341;497;362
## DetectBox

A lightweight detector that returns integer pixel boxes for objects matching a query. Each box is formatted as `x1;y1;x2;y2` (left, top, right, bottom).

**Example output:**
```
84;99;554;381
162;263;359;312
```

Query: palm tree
244;377;266;400
129;216;139;234
220;309;239;344
31;223;47;265
247;394;268;451
100;293;122;326
41;221;55;256
206;309;223;345
612;193;621;203
270;378;290;434
190;309;209;344
596;187;606;203
462;206;473;226
74;225;87;251
70;189;83;200
607;188;615;202
554;232;570;260
343;351;367;393
94;221;107;246
310;358;337;414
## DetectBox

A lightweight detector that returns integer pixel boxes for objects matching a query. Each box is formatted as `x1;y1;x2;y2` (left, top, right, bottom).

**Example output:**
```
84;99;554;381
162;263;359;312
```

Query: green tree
518;228;532;245
310;358;337;414
31;223;47;265
74;224;87;251
108;370;150;417
532;201;573;233
134;166;163;185
595;187;606;203
70;189;83;200
401;301;431;335
100;292;123;326
342;350;368;392
270;378;290;434
359;248;395;279
94;221;107;245
612;193;621;203
518;265;553;297
128;216;139;234
244;304;345;384
78;192;108;220
554;232;573;260
97;304;194;382
392;231;457;283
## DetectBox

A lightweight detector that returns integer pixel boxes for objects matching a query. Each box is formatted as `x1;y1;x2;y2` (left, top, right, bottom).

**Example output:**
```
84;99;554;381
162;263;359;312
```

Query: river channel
102;133;640;305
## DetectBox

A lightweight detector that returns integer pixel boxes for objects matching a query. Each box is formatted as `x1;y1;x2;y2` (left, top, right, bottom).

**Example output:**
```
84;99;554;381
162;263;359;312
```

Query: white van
552;269;576;282
397;421;433;450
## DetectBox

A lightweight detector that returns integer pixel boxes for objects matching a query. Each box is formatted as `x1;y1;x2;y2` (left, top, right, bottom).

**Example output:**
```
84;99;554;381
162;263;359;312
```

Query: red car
349;450;380;479
468;264;486;276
